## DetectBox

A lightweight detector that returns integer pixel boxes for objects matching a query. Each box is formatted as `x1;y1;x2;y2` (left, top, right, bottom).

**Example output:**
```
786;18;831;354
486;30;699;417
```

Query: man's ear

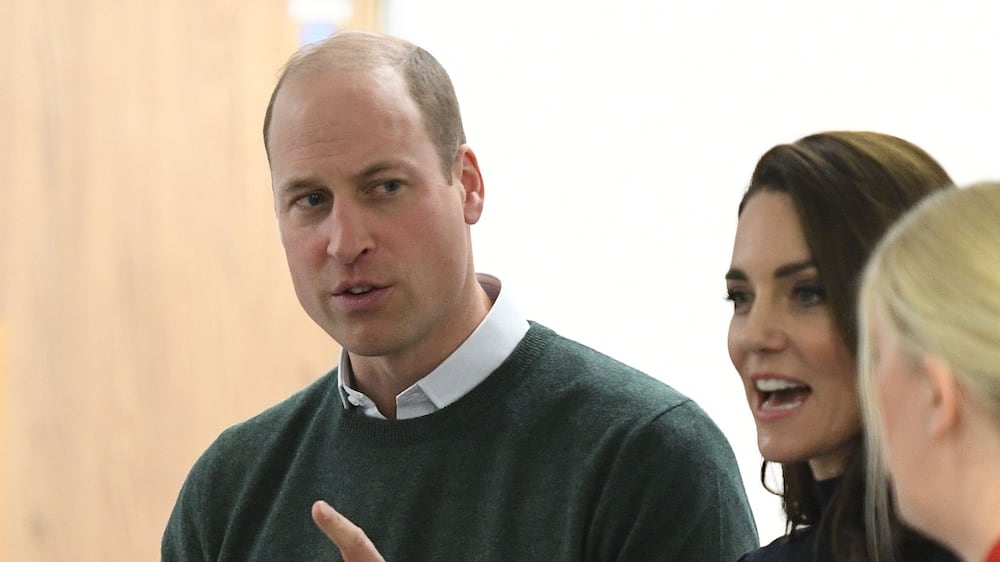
923;354;961;438
454;145;484;225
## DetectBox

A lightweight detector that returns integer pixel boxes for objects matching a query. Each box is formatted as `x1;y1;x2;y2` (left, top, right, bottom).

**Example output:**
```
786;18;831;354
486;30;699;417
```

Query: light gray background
382;0;1000;542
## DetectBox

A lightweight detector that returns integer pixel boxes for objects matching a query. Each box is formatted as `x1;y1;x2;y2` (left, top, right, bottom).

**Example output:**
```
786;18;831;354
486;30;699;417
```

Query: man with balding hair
162;31;757;561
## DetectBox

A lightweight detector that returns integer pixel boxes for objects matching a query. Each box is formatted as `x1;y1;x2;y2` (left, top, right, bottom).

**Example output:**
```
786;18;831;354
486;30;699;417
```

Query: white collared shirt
337;273;530;420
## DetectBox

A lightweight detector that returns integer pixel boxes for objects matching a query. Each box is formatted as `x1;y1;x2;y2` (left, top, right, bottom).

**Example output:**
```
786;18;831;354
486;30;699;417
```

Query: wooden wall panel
0;324;6;556
0;1;381;560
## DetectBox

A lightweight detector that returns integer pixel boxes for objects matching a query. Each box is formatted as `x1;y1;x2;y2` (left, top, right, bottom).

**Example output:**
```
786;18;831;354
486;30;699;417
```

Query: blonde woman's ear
922;354;961;438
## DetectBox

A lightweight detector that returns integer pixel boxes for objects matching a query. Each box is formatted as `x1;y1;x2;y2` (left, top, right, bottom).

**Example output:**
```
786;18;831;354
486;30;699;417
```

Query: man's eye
376;180;402;194
297;192;328;207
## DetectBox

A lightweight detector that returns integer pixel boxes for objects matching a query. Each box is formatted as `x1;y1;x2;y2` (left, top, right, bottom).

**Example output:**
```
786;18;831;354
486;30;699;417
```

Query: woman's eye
725;290;752;310
793;285;826;306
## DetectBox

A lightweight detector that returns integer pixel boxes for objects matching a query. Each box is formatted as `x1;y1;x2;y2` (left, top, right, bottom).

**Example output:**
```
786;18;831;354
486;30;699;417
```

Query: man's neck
348;283;493;420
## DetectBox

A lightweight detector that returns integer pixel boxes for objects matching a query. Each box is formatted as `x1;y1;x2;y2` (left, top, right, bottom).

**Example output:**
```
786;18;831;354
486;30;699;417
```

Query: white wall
384;0;1000;544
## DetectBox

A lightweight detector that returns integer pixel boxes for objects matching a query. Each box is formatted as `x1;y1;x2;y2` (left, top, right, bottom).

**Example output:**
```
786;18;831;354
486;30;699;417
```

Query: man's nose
325;200;374;265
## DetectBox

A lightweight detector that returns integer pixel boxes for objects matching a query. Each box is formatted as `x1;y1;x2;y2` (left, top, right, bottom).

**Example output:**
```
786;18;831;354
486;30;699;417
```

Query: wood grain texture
0;1;381;559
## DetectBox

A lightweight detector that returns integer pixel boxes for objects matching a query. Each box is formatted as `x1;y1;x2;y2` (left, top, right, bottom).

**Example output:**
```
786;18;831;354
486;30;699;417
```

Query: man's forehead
283;60;401;91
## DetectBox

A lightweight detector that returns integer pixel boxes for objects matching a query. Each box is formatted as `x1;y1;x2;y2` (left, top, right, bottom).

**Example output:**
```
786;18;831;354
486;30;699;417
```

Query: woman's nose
738;299;788;353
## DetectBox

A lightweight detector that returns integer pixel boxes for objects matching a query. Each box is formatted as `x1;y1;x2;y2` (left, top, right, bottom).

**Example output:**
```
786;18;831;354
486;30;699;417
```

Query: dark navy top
738;478;959;562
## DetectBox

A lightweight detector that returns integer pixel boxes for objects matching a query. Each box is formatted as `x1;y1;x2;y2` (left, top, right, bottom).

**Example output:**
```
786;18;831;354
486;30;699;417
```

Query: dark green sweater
162;323;758;561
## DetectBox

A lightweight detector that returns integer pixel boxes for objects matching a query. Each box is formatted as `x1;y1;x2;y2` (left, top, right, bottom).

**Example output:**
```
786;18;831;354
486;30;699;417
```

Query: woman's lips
751;375;812;419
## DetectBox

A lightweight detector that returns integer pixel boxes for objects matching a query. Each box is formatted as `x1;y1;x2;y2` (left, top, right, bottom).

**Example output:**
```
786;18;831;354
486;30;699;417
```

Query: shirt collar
337;273;529;419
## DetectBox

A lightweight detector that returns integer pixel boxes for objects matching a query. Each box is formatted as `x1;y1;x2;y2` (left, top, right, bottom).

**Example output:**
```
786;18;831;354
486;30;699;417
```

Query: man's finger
311;500;387;562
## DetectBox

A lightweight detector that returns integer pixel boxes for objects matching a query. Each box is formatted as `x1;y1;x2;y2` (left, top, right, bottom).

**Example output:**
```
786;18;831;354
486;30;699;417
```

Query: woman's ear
922;354;961;438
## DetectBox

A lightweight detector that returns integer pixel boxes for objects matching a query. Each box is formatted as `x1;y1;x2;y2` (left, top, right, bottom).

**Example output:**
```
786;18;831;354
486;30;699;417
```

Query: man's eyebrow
278;177;324;194
724;260;816;281
350;160;415;184
277;160;412;193
354;161;395;179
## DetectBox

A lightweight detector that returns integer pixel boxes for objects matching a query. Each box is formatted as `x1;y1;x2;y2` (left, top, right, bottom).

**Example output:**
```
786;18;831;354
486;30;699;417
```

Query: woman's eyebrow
774;260;817;278
724;260;816;282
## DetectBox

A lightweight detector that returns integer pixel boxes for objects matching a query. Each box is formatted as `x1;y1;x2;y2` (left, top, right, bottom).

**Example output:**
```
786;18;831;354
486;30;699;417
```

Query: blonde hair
859;180;1000;561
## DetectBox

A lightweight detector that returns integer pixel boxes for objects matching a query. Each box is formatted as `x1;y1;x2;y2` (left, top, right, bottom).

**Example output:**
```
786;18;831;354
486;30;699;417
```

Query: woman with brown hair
725;131;959;561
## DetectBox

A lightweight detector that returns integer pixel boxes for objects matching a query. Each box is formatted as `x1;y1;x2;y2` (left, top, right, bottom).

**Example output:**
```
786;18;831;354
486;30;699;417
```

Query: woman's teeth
755;378;810;410
755;378;807;392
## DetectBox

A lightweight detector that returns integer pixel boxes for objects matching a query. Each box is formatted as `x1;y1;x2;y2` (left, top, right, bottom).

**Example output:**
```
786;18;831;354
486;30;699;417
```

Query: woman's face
869;311;935;532
727;191;861;480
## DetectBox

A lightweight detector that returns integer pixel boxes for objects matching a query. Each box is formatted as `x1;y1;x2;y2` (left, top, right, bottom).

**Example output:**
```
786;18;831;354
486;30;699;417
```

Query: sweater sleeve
588;399;759;562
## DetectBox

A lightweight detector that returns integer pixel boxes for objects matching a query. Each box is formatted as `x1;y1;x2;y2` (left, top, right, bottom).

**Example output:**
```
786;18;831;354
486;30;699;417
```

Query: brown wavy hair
739;131;953;561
